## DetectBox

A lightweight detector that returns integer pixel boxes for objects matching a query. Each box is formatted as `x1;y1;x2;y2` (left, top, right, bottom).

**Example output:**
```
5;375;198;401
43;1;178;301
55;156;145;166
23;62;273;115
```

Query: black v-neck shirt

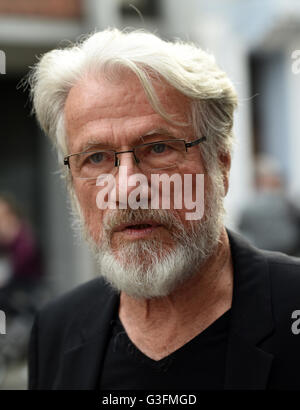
99;308;231;390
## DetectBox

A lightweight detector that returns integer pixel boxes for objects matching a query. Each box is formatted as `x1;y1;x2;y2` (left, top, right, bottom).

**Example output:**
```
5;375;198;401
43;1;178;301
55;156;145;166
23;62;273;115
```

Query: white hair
28;28;238;175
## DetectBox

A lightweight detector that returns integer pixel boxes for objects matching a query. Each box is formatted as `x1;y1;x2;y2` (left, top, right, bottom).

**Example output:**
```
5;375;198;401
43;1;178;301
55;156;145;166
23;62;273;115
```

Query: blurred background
0;0;300;389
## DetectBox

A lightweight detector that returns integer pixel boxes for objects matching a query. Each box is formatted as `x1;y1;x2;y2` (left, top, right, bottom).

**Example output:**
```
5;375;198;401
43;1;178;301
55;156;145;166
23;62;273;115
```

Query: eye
88;152;104;164
151;143;166;154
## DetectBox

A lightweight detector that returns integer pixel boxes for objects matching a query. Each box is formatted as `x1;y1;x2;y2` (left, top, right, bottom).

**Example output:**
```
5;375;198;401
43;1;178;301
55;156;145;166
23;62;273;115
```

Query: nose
114;152;150;209
116;150;139;172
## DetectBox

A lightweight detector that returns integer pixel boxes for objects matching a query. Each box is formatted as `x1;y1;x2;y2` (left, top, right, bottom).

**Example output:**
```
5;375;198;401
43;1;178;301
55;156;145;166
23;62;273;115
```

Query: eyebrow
78;128;177;152
84;141;113;151
139;128;175;142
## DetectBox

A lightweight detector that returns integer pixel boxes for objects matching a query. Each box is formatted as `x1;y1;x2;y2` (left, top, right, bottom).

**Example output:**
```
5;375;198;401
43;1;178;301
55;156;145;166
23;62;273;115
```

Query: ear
218;152;231;196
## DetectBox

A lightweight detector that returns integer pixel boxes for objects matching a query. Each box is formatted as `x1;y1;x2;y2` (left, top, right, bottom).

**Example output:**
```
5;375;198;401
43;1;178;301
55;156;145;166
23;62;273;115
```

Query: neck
119;227;233;330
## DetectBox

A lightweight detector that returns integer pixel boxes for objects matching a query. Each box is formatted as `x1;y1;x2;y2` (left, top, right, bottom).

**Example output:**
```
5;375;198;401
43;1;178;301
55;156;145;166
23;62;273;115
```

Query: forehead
64;70;191;151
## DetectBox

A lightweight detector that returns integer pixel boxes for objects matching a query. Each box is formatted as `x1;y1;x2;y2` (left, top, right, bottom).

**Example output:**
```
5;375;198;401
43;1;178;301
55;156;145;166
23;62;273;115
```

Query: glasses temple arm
185;136;207;148
64;157;70;168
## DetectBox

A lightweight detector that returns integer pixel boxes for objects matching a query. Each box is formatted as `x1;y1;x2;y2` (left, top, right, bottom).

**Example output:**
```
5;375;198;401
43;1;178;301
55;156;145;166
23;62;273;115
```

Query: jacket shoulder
228;228;300;305
264;251;300;315
228;228;300;279
261;248;300;285
37;277;115;326
28;277;117;389
262;247;300;266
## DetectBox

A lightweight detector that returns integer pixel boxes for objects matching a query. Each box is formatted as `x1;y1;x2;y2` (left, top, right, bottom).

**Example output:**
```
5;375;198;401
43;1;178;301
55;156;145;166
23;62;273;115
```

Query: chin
94;238;205;299
112;236;177;264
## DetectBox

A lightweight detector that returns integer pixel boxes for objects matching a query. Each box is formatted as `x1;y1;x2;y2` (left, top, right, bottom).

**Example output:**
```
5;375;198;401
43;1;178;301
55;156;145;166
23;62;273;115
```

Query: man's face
64;70;225;298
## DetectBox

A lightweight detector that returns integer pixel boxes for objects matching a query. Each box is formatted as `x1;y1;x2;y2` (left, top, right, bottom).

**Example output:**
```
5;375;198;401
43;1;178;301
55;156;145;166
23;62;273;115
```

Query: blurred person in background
0;194;43;317
239;155;300;255
27;28;300;390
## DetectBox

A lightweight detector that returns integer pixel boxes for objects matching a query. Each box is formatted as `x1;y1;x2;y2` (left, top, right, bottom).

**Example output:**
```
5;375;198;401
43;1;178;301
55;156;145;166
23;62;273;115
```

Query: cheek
73;180;104;242
175;156;207;217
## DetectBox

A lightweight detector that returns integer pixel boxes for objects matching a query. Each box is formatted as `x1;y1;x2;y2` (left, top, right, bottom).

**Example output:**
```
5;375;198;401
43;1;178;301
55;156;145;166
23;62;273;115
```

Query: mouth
112;220;163;238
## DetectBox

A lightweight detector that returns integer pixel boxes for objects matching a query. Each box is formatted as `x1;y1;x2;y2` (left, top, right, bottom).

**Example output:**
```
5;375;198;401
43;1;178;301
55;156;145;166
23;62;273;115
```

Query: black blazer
28;230;300;390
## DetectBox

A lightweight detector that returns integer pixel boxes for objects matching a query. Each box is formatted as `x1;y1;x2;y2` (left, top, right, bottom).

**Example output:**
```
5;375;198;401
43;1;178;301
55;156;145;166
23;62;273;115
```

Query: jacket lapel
224;230;275;389
224;331;273;389
53;281;120;389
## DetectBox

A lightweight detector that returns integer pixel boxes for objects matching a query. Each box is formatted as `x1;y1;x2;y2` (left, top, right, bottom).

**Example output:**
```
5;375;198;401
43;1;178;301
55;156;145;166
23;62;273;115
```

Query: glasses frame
63;136;207;176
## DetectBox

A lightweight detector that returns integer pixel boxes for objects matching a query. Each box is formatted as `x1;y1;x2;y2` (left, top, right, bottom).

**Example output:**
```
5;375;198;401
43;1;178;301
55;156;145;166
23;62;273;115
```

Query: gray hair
28;28;238;175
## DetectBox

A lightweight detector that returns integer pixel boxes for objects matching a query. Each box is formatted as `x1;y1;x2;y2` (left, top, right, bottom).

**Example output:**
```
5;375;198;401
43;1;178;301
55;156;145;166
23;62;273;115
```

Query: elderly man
28;29;300;390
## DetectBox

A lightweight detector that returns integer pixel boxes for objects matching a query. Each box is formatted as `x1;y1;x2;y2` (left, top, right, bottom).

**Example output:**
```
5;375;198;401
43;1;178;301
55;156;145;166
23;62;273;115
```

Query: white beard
70;173;225;299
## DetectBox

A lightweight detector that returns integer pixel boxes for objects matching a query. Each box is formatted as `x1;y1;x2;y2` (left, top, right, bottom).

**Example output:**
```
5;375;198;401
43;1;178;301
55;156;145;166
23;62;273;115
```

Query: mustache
102;208;181;232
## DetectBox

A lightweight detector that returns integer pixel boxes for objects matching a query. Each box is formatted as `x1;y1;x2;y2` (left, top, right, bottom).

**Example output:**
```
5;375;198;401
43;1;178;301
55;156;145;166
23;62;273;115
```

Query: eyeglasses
64;136;206;179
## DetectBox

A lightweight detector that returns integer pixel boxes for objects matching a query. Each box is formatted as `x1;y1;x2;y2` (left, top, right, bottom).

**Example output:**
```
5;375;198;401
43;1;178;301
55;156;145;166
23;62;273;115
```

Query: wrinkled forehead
64;68;192;134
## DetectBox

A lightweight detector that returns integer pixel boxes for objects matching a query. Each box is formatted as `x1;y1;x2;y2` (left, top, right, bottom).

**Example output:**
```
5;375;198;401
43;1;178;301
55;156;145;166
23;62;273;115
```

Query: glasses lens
135;140;186;171
69;150;115;179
